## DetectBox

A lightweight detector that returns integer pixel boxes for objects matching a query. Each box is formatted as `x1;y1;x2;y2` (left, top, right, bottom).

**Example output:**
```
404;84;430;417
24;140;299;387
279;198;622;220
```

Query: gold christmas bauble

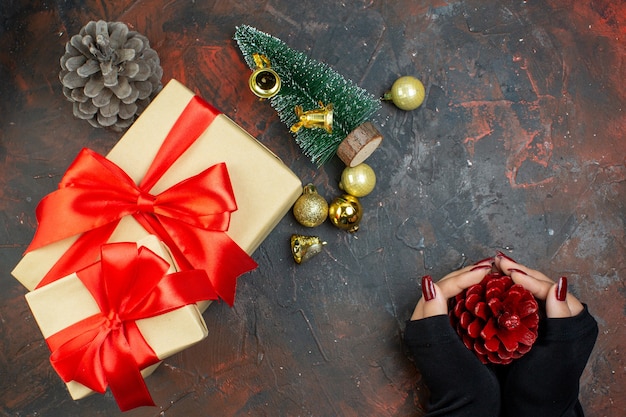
293;184;328;227
328;194;362;233
383;76;425;111
339;163;376;197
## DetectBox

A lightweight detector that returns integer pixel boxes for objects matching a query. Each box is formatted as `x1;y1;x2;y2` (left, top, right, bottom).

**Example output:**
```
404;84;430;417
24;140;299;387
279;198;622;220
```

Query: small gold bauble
328;194;363;233
339;163;376;197
290;234;327;264
383;76;425;111
293;184;328;227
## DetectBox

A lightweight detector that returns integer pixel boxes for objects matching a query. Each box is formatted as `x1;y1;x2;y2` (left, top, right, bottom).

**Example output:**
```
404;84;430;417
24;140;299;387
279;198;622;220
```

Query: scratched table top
1;1;624;416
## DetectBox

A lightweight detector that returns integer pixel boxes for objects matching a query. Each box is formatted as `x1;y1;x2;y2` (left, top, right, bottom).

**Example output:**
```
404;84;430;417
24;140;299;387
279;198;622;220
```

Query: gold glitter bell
249;53;281;99
291;234;327;264
328;194;363;233
290;102;333;133
292;184;328;227
382;76;425;111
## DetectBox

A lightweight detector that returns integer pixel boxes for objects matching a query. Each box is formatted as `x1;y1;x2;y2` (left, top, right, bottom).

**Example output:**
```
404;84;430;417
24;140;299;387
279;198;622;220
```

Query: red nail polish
508;268;528;276
473;257;493;265
421;275;436;301
556;276;568;301
470;264;491;271
496;251;516;263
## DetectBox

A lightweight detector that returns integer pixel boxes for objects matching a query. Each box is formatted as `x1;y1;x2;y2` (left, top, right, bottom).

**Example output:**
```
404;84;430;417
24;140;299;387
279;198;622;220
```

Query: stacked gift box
12;79;302;411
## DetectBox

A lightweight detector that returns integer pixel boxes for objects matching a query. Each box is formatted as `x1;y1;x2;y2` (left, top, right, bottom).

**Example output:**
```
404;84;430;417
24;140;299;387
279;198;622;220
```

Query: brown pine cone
59;20;163;131
449;272;540;365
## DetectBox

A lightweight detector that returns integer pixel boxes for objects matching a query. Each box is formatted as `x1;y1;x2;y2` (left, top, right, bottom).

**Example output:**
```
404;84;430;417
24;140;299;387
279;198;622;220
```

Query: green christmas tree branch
234;25;380;166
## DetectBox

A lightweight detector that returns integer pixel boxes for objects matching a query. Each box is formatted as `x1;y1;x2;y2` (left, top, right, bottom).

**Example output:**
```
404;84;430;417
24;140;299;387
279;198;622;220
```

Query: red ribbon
27;96;257;305
46;242;217;411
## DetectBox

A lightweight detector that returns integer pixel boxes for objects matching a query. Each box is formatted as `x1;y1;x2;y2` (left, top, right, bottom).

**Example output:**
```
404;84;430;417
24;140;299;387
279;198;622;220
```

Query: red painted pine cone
449;272;539;365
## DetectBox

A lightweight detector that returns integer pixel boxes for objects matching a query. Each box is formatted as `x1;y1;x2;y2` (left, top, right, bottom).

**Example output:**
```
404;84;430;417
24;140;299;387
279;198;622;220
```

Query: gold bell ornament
339;163;376;198
382;76;425;111
292;184;328;227
290;101;333;133
328;194;363;233
249;53;281;99
291;234;327;264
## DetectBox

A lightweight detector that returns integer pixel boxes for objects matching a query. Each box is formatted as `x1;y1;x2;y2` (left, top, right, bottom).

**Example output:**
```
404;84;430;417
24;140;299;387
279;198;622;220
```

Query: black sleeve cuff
404;314;460;347
539;304;599;342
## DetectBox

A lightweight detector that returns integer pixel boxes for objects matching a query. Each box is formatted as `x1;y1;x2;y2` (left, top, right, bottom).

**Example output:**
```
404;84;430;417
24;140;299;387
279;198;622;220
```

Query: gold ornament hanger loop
253;53;271;69
249;53;281;99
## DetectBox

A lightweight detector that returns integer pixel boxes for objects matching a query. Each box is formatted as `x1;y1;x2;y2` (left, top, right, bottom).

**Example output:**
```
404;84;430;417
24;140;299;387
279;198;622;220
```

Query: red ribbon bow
27;96;257;305
46;242;217;411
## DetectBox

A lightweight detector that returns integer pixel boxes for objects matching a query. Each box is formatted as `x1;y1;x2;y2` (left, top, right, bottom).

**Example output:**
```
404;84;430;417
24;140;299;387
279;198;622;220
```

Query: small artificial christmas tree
234;25;381;167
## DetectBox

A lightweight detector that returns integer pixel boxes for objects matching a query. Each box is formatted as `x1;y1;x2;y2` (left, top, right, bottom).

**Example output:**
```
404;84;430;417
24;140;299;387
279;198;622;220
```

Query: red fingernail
556;276;568;301
470;264;491;271
421;275;436;301
496;251;516;263
473;257;493;265
508;268;528;276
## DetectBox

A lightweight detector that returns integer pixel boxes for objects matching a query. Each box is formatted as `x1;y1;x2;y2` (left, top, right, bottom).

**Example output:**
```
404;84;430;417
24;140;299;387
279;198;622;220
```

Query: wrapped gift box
13;79;302;296
24;235;209;404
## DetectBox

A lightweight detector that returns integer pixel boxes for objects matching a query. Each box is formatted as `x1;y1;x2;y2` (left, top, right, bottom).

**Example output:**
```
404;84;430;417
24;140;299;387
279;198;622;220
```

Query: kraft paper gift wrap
24;235;210;409
13;79;302;302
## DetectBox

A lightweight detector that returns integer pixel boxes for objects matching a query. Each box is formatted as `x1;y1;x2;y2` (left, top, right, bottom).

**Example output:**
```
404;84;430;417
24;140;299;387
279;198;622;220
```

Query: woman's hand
410;253;586;320
410;258;493;320
494;251;584;318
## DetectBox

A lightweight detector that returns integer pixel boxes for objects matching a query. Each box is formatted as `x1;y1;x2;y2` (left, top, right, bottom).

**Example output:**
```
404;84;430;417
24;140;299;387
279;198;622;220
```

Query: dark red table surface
1;1;624;416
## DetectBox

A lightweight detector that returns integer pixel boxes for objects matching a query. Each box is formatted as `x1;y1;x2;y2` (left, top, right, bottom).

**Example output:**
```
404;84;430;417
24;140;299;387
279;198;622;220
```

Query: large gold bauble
339;163;376;197
292;184;328;227
328;194;362;233
383;76;425;111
